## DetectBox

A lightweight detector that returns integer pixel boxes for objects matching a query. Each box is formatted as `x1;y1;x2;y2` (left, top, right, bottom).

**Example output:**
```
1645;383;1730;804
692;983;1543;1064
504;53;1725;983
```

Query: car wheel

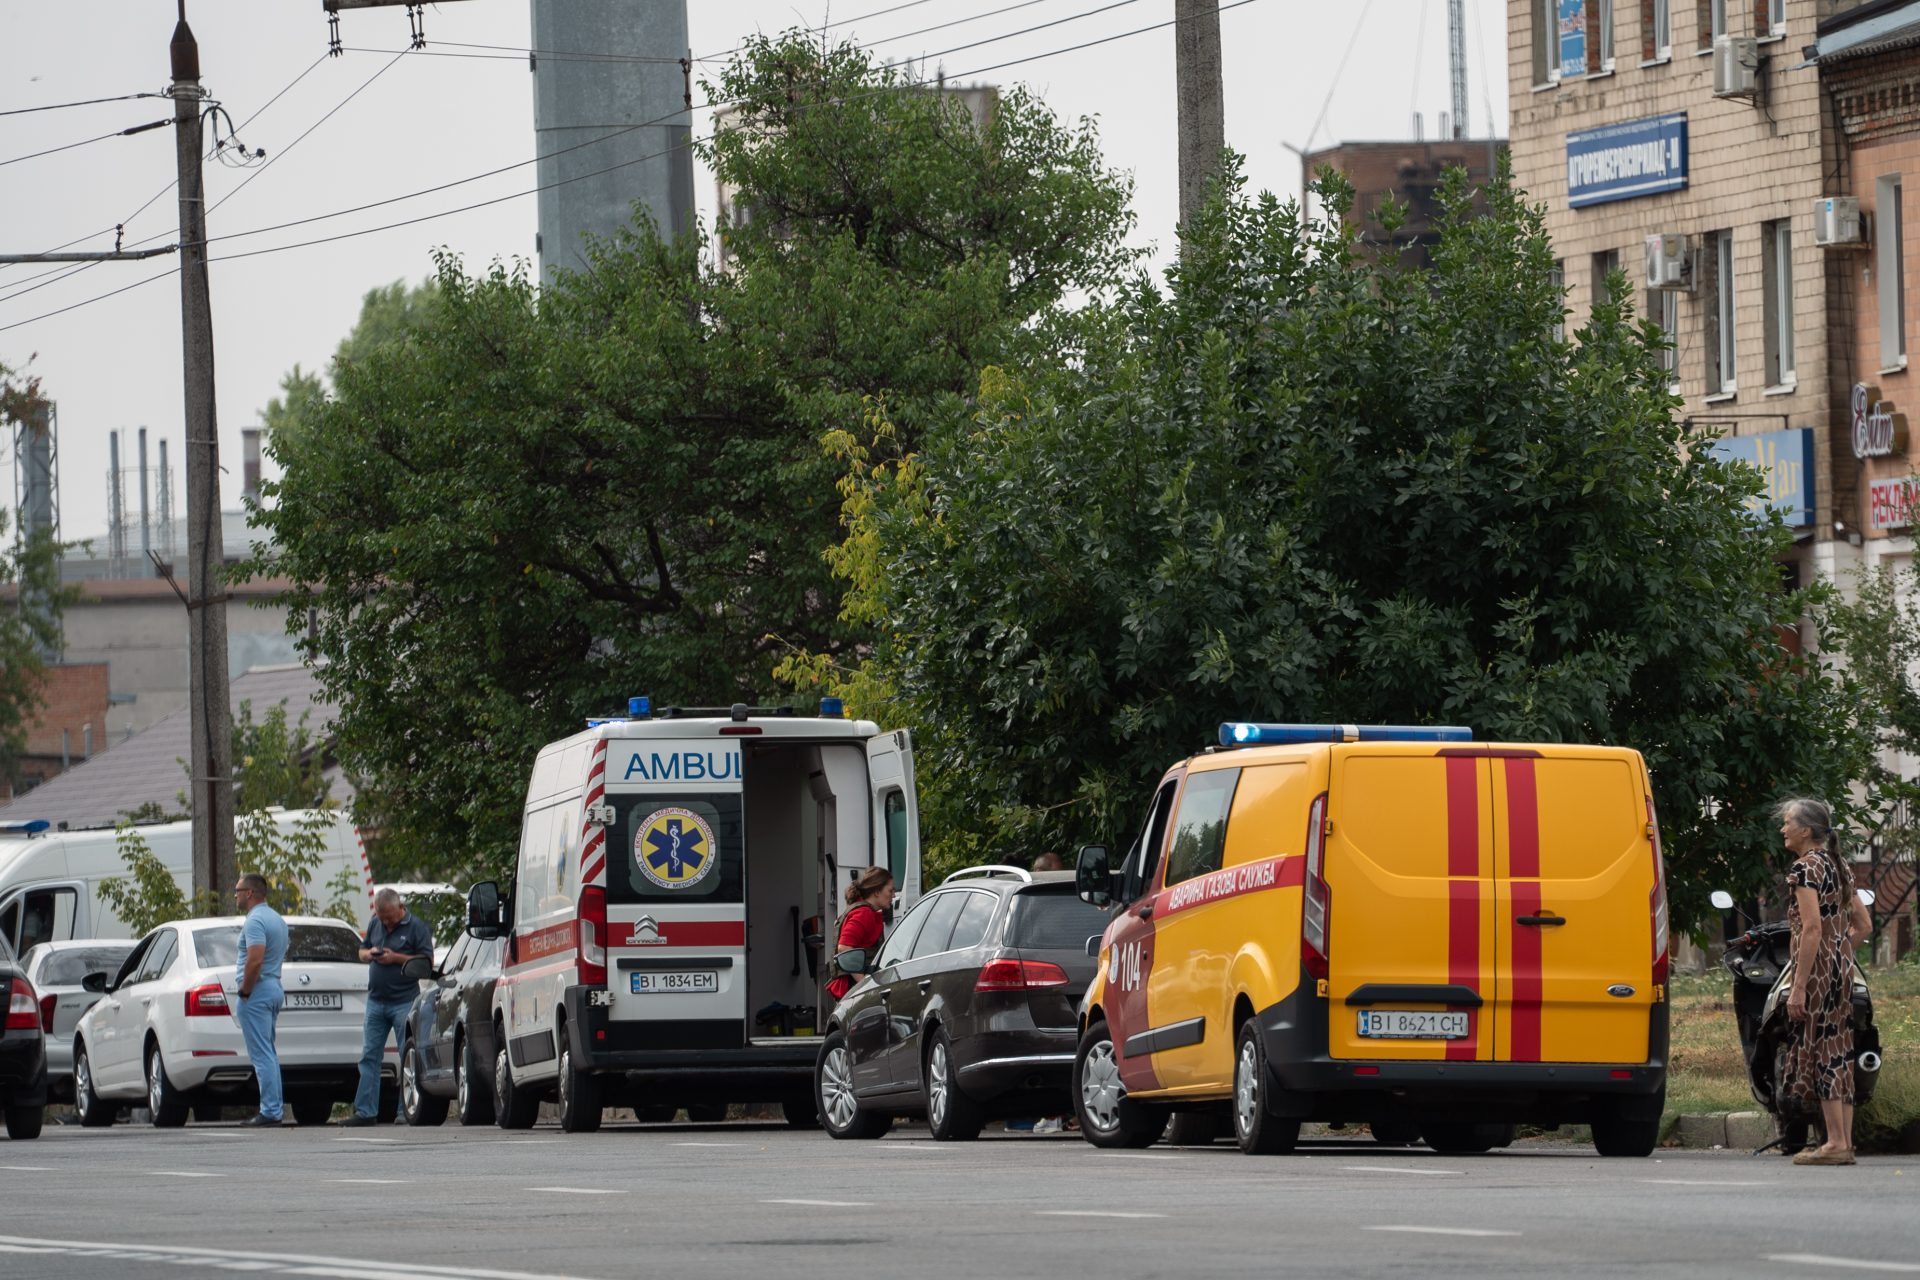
402;1034;449;1127
73;1045;115;1129
455;1030;495;1126
1074;1018;1167;1149
923;1030;984;1142
290;1098;334;1126
1165;1109;1225;1146
815;1029;891;1140
146;1046;190;1128
1421;1122;1515;1154
555;1023;602;1134
494;1031;539;1130
1232;1020;1300;1155
686;1102;727;1123
1369;1118;1423;1147
4;1102;44;1140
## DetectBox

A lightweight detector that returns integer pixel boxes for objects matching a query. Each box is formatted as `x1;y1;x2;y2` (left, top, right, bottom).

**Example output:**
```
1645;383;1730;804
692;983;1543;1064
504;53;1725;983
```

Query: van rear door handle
1517;914;1567;927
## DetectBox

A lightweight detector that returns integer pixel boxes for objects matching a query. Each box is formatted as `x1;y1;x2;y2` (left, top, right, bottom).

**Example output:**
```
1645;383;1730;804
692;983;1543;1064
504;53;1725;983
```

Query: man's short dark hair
237;873;271;897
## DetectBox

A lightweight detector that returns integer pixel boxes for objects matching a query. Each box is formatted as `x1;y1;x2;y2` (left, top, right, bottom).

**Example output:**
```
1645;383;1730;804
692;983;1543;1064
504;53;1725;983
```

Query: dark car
400;931;505;1126
815;867;1110;1141
0;935;47;1139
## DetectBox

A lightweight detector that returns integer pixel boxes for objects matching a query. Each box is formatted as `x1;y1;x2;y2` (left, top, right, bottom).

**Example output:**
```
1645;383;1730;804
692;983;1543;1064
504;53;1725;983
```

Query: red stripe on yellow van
1444;757;1481;1062
1505;757;1544;1062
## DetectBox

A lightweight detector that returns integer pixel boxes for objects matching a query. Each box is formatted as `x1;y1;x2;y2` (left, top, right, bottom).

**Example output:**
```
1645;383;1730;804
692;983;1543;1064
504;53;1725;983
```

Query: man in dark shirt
339;887;433;1127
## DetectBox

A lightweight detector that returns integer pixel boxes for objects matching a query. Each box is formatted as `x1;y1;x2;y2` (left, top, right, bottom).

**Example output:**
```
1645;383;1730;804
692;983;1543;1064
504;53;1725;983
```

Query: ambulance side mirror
1076;845;1112;908
467;881;505;941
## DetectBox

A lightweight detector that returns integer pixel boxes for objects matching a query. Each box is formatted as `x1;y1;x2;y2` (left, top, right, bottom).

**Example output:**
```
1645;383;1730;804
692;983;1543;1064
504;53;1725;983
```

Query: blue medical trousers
355;995;414;1119
235;981;285;1121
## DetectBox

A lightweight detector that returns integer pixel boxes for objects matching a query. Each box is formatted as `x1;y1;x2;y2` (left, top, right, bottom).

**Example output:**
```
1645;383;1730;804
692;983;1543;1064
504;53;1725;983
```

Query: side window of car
440;933;470;977
944;892;997;953
1124;778;1181;903
113;935;157;989
1163;768;1242;887
908;892;969;961
141;932;179;983
875;897;934;971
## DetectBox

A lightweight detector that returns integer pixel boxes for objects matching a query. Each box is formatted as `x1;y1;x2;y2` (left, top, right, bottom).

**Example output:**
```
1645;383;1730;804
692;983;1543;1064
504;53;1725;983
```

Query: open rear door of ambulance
1323;749;1495;1063
1487;751;1657;1065
867;730;922;908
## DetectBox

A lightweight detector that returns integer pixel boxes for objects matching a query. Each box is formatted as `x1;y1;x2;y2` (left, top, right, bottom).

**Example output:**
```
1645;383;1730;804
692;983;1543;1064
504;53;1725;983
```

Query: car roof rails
1218;722;1473;748
942;865;1034;885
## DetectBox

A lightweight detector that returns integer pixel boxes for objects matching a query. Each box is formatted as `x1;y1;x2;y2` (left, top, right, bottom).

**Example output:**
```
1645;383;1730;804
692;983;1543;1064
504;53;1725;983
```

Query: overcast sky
0;0;1510;542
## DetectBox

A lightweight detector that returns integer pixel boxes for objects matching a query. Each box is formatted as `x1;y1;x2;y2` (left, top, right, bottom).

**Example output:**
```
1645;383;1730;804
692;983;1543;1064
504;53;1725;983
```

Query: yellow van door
1323;751;1494;1062
1488;752;1655;1065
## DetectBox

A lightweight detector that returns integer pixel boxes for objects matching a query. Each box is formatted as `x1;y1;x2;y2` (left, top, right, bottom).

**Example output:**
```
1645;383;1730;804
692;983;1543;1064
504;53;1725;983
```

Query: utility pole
1174;0;1226;236
169;2;235;901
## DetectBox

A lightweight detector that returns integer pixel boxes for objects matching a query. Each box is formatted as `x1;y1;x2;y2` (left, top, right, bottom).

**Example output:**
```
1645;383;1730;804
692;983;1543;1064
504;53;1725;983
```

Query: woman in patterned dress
1776;798;1873;1166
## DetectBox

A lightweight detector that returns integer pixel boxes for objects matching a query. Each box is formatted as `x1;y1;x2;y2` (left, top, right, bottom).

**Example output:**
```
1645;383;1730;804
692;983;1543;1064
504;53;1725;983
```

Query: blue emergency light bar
629;696;652;717
0;819;50;836
819;696;845;718
1219;722;1474;747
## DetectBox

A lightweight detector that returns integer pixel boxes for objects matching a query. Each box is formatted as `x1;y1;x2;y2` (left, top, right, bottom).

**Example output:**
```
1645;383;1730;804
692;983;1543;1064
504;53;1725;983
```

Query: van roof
548;714;883;750
1183;739;1648;773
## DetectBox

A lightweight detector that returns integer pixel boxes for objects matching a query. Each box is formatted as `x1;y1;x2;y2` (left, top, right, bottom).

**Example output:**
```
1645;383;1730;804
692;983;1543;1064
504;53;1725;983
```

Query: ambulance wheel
817;1030;892;1140
1165;1109;1224;1146
555;1023;603;1134
1075;1018;1167;1149
781;1094;819;1130
687;1102;728;1123
924;1029;984;1141
494;1032;540;1130
1421;1122;1514;1154
1232;1021;1299;1155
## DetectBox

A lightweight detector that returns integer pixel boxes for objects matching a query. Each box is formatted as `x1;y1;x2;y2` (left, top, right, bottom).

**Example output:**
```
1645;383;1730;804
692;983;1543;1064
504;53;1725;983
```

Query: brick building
1301;139;1509;269
8;662;109;796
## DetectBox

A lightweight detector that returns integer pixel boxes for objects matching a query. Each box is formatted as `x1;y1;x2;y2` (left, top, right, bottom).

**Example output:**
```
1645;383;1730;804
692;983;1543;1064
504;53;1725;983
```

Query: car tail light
6;977;40;1032
974;958;1070;991
1300;792;1331;982
39;993;56;1034
1647;796;1669;988
185;983;231;1017
577;885;607;986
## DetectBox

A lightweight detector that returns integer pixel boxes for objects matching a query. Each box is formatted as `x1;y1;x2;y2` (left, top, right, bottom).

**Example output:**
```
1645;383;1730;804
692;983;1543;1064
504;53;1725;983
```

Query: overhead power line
0;118;171;170
1;0;1269;331
0;91;163;118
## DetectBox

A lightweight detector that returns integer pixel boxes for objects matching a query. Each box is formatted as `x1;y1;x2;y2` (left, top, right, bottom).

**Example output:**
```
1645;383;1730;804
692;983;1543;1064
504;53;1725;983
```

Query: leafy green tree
0;363;80;790
244;36;1133;886
99;809;348;932
813;158;1868;927
259;279;442;453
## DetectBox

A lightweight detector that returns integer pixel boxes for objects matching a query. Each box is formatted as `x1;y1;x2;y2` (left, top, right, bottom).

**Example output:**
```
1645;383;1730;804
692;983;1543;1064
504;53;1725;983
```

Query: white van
0;810;375;953
467;699;923;1133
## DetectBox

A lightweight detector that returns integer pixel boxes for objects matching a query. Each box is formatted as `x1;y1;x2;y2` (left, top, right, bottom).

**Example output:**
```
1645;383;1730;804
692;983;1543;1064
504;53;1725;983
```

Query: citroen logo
633;916;664;945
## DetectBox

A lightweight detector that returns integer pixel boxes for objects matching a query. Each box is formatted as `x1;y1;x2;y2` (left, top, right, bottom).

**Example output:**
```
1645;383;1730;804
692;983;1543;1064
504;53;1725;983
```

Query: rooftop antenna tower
1448;0;1469;139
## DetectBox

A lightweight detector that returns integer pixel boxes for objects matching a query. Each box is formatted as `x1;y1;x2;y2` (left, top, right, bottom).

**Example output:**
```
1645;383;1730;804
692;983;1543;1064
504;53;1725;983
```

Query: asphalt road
0;1120;1915;1279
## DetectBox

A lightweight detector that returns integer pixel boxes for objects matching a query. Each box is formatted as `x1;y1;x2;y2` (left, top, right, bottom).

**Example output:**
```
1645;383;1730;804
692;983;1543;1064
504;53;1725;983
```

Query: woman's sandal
1792;1148;1857;1166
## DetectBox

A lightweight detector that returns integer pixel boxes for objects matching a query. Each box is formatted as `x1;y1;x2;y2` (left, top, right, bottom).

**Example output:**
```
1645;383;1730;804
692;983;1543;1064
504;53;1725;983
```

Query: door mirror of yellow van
466;880;504;940
1709;890;1735;911
1075;845;1112;907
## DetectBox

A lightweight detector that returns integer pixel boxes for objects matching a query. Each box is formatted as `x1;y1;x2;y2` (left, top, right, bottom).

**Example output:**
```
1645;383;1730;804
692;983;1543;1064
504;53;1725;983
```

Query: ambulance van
466;699;922;1133
1073;722;1668;1157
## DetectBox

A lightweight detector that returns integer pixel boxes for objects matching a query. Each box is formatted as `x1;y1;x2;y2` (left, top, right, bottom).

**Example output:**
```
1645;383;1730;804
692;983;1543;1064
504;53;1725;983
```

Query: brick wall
1510;0;1839;543
13;662;110;789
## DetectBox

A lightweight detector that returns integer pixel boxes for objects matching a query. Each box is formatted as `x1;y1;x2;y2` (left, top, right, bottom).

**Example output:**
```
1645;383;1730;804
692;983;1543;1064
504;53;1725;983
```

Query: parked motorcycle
1710;888;1883;1154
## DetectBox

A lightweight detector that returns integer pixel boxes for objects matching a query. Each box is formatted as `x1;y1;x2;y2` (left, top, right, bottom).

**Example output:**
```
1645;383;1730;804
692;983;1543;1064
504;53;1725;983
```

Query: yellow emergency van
1073;722;1668;1157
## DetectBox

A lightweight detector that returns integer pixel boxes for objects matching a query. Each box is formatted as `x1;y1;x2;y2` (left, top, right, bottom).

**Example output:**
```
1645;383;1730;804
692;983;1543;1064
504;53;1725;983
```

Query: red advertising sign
1870;477;1918;531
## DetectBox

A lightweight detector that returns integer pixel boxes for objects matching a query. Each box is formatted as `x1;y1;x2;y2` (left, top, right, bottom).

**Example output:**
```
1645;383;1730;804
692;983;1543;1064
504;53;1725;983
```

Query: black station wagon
814;867;1109;1141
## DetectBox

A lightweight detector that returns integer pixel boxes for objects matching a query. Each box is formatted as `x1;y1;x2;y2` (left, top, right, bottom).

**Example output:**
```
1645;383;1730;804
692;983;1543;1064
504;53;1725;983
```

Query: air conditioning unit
1814;196;1866;248
1645;233;1694;291
1713;35;1759;99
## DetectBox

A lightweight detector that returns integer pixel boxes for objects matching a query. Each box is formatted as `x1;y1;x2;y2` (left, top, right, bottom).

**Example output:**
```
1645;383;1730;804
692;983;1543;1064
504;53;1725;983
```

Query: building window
1712;0;1727;40
1704;229;1735;394
1645;0;1672;60
1768;0;1784;35
1593;0;1615;69
1697;0;1724;49
1551;259;1566;341
1592;249;1621;315
1649;287;1680;384
1762;219;1795;387
1880;174;1907;370
1534;0;1560;84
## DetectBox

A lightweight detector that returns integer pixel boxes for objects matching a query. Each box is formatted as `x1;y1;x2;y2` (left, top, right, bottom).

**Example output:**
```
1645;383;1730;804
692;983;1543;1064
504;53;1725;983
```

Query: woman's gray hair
1775;797;1835;846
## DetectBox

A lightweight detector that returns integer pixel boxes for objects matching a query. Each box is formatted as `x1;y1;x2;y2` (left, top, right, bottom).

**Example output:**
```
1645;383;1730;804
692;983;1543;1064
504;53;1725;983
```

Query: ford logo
1606;984;1635;998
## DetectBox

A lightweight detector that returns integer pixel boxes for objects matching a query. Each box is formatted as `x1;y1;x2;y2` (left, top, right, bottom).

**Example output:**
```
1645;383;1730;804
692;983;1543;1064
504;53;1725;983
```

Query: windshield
1006;888;1112;950
35;945;136;986
193;923;362;968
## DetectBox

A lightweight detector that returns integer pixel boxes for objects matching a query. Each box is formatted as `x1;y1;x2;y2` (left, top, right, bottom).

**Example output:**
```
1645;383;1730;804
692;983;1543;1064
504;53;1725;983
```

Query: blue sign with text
1566;113;1689;208
1706;428;1815;527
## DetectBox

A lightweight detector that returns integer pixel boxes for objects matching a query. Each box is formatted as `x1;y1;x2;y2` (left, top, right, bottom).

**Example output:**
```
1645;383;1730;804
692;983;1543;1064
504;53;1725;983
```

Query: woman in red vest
827;867;896;1001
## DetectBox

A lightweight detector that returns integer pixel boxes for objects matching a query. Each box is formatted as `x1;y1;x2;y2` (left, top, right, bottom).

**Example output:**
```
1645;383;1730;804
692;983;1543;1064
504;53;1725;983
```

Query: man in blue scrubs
233;873;289;1128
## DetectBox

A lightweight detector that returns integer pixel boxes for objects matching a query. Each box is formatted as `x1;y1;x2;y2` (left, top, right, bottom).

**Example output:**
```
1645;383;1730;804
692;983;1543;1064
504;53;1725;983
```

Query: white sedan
20;939;137;1102
71;915;400;1127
